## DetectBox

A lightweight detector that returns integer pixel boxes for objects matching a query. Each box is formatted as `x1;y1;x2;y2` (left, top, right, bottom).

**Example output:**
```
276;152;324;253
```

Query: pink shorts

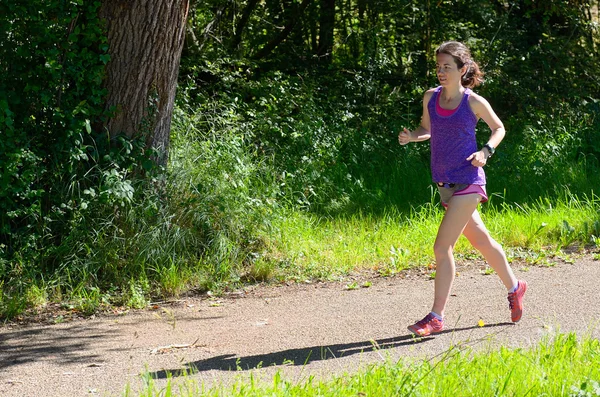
436;183;488;208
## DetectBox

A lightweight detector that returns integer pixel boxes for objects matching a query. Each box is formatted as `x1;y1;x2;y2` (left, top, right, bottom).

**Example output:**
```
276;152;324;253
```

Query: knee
433;241;454;259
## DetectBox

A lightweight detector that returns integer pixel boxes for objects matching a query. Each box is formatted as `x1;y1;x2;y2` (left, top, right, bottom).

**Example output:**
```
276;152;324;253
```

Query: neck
441;85;465;101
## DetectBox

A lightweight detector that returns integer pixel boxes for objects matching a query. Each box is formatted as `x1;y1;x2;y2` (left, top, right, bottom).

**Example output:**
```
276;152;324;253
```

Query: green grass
257;190;600;282
129;332;600;396
261;205;440;280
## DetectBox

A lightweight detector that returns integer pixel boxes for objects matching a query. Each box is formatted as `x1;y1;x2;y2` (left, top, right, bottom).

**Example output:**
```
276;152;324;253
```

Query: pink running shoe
508;280;527;322
407;313;444;337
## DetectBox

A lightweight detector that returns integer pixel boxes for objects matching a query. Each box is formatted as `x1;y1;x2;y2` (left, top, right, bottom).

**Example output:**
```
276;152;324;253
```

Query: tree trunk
100;0;189;166
309;0;319;53
317;0;335;61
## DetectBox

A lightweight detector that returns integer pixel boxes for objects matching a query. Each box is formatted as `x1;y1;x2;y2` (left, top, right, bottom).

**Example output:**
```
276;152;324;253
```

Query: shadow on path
0;313;228;372
150;321;514;379
0;325;112;370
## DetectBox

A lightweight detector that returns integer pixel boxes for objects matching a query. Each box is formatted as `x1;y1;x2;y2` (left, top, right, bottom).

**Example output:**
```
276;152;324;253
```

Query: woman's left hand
466;151;487;167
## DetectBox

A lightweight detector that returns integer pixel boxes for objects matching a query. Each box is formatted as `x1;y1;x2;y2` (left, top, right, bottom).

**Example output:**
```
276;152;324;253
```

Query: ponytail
462;60;484;88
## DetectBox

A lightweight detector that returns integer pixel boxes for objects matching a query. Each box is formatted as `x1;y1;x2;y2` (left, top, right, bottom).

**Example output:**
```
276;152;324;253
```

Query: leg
462;210;517;290
462;210;527;322
431;194;481;316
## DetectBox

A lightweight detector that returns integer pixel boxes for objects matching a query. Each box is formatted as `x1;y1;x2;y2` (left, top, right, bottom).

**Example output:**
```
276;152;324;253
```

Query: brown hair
435;41;484;88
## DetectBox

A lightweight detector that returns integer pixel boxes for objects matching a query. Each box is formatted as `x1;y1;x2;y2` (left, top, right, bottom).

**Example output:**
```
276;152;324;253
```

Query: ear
460;64;468;76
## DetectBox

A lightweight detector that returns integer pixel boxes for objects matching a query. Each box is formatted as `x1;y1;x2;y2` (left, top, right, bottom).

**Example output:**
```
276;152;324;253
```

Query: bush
0;0;109;265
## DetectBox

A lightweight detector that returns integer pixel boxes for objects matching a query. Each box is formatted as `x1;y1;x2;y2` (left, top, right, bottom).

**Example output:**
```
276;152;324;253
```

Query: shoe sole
407;326;443;337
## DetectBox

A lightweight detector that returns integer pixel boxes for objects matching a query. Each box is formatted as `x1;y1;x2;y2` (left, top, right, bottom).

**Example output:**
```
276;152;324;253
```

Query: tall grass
130;332;600;396
0;99;280;319
2;158;598;319
259;190;600;282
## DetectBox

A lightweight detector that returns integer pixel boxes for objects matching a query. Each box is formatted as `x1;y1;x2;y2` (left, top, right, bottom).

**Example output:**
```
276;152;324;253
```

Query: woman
398;41;527;337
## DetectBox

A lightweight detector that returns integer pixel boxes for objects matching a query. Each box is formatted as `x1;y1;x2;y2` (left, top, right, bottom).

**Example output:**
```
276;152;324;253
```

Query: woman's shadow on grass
149;321;513;379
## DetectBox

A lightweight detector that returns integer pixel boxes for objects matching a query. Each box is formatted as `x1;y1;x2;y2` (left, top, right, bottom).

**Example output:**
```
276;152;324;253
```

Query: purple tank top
428;86;486;185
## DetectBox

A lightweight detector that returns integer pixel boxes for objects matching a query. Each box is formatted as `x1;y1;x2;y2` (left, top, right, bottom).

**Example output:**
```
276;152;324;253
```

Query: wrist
483;143;495;158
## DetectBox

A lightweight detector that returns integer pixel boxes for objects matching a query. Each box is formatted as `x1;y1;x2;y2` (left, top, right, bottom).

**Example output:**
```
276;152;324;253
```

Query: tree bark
100;0;189;166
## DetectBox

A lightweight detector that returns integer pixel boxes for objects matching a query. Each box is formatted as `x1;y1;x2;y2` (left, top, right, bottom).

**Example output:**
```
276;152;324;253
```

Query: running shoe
407;313;444;336
508;280;527;322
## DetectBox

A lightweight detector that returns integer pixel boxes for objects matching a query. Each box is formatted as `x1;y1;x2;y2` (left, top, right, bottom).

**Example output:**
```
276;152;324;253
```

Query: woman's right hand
398;128;412;145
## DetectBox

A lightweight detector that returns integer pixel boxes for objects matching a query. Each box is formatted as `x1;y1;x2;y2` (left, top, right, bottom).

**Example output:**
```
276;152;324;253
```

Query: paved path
1;256;599;396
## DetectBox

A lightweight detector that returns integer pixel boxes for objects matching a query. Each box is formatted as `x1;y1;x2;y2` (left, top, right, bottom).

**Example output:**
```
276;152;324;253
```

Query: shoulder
423;87;438;104
424;87;438;97
467;91;501;123
467;91;491;109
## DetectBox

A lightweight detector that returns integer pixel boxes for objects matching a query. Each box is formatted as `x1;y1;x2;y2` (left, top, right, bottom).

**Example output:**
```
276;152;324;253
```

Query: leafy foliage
1;0;600;318
1;0;108;264
183;0;600;209
0;1;155;315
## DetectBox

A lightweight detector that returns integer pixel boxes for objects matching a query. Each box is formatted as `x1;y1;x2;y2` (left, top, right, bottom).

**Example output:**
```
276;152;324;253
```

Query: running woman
398;41;527;337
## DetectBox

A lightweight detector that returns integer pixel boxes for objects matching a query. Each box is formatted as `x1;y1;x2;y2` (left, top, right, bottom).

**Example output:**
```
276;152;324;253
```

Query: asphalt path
1;255;599;396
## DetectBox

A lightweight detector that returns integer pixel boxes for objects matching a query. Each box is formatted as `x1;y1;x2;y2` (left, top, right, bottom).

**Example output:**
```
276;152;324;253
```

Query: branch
184;20;201;56
231;0;260;50
199;6;225;52
252;0;311;60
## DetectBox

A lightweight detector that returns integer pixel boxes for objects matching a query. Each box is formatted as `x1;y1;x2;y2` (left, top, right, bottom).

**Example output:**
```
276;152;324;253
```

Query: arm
466;94;506;166
398;90;433;145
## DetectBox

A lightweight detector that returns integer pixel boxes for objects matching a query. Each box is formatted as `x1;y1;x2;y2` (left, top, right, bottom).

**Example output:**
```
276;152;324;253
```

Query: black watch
483;143;495;158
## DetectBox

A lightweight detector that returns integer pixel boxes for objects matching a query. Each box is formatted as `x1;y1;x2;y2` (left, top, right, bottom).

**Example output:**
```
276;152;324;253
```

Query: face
435;53;466;86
